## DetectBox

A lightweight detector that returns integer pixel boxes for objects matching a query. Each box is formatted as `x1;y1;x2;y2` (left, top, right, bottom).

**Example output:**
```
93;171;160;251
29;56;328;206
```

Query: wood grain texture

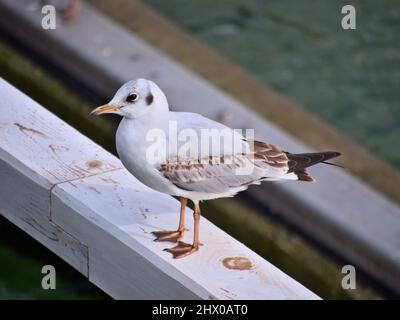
0;156;89;275
0;78;319;299
0;83;121;186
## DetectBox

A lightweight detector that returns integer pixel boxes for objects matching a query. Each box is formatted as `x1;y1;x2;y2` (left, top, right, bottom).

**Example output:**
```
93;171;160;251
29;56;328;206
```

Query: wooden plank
52;170;318;299
0;156;89;275
0;78;319;299
0;81;121;186
0;76;119;277
0;70;122;275
0;0;399;294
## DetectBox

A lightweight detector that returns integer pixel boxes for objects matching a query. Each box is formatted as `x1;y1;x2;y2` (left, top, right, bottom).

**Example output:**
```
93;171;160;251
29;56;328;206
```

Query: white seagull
90;79;341;259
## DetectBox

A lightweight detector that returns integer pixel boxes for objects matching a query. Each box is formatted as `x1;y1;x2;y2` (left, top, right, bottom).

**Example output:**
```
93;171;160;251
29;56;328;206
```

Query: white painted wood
1;0;399;293
0;82;121;186
0;75;123;275
0;157;89;275
0;78;319;299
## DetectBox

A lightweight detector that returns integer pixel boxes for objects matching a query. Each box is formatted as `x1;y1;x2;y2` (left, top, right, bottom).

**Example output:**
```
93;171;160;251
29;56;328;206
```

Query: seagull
90;79;341;259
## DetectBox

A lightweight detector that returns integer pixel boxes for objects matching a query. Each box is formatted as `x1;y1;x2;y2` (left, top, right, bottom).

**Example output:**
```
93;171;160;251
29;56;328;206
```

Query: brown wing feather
158;140;291;192
159;138;340;187
251;140;289;170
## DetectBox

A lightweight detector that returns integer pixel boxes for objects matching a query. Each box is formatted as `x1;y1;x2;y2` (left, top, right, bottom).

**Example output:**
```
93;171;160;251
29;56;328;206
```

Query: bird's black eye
126;93;138;103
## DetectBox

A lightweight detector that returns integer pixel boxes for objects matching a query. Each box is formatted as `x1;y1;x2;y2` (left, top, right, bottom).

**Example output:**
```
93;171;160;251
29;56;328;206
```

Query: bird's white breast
116;118;177;195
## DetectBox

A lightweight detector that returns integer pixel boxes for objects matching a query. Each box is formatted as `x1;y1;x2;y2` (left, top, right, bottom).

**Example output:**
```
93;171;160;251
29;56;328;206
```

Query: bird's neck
125;100;169;132
116;100;170;160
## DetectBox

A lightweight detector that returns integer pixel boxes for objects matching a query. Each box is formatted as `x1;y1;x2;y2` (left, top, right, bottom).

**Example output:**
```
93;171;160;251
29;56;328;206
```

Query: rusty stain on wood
222;257;253;270
86;160;102;169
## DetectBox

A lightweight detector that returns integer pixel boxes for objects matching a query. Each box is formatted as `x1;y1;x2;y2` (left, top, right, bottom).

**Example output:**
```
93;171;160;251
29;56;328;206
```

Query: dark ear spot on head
146;93;154;106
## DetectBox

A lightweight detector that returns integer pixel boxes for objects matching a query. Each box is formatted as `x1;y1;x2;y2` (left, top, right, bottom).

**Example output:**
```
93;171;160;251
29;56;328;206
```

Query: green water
144;0;400;168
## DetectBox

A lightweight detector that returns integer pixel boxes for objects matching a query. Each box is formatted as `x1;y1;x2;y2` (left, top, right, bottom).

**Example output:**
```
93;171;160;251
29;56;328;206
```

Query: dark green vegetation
0;216;107;299
144;0;400;168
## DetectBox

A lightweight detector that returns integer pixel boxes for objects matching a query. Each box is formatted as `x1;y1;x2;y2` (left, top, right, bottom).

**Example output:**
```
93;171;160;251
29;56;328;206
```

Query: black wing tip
319;151;341;162
286;150;342;172
321;151;345;168
325;151;341;158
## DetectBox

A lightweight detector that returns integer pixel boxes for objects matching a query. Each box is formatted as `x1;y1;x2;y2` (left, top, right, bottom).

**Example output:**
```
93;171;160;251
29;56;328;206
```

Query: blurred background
0;0;399;299
145;0;400;168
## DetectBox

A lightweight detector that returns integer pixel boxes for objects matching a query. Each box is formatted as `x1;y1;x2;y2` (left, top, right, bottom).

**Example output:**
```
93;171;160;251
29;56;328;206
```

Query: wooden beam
0;78;319;299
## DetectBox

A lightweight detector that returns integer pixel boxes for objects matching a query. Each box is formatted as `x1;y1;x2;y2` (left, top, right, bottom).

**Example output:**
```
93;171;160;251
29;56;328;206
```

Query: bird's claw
152;230;183;242
164;241;199;259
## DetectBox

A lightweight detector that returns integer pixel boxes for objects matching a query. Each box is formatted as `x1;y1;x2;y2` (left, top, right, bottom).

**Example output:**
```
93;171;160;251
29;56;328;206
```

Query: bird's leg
152;197;187;242
165;201;201;259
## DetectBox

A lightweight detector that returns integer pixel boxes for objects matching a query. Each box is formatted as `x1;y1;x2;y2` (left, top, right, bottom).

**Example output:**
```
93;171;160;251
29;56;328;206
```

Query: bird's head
90;78;167;119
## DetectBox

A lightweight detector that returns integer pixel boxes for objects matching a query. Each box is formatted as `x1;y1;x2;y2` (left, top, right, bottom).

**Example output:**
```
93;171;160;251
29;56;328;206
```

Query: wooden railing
0;79;319;299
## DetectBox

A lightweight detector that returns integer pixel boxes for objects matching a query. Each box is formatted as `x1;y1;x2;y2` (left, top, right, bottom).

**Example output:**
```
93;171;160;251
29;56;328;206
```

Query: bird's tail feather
321;160;345;168
285;151;341;182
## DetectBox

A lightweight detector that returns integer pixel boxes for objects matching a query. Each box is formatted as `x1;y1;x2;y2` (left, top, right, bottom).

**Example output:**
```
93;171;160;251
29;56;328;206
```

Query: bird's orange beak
89;104;121;116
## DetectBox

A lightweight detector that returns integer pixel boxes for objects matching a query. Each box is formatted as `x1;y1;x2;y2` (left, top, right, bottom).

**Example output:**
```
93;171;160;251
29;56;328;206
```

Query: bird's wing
168;112;246;157
160;112;290;193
